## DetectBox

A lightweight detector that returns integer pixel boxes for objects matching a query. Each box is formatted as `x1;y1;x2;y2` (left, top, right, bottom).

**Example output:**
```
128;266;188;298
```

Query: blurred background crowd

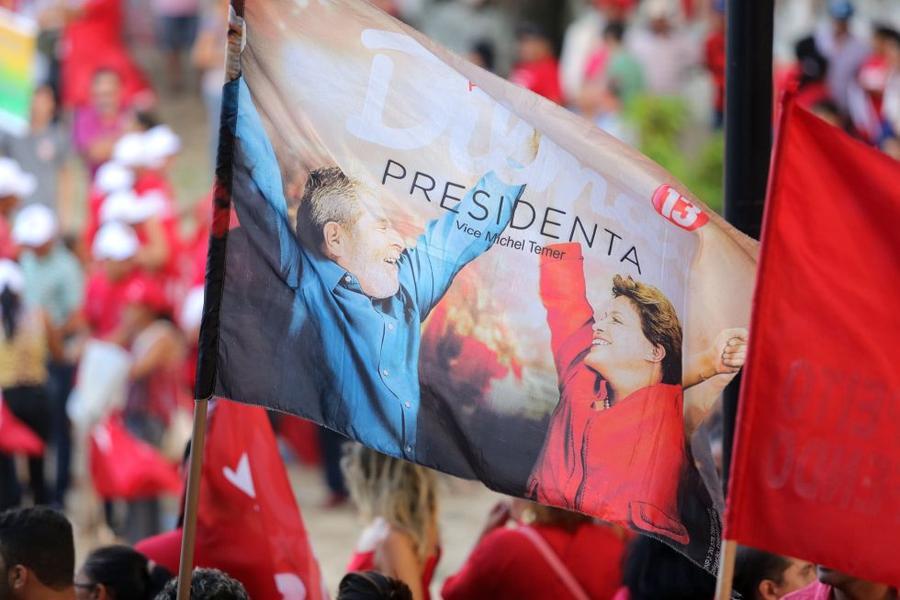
0;0;898;598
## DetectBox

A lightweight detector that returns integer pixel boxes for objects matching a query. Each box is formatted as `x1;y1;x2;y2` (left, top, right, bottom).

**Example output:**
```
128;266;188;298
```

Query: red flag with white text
194;399;326;600
725;99;900;586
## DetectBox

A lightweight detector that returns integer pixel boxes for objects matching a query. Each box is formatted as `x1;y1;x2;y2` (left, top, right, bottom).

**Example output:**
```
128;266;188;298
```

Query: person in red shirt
783;567;897;600
510;23;564;104
527;242;746;545
442;499;629;600
85;222;151;339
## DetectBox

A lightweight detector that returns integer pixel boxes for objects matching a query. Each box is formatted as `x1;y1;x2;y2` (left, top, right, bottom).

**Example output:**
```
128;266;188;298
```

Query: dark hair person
733;546;815;600
0;506;74;599
338;571;414;600
618;535;715;600
154;568;250;600
74;545;171;600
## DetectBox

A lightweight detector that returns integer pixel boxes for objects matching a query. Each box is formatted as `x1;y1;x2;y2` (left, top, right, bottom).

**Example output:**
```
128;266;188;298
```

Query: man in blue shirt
224;77;528;461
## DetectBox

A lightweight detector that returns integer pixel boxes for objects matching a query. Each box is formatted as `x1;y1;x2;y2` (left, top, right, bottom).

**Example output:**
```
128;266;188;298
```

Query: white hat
92;222;139;261
144;125;181;168
100;190;165;224
94;162;135;195
112;132;148;168
645;0;678;20
179;285;205;332
0;259;25;294
12;204;58;247
0;158;37;199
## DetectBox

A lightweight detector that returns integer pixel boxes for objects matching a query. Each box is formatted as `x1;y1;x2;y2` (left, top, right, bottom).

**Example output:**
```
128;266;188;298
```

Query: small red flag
0;398;43;456
193;399;326;599
88;414;182;499
725;100;900;586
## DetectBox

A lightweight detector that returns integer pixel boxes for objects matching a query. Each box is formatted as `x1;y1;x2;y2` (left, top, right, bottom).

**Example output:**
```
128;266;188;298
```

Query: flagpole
175;2;245;598
716;0;774;597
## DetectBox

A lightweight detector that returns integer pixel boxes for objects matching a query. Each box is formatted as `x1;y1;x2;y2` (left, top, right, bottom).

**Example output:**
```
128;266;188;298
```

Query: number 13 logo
652;185;709;231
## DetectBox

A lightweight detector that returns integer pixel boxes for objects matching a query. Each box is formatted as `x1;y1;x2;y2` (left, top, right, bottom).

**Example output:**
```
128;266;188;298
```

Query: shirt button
406;445;413;453
404;401;411;409
344;275;352;283
382;369;389;377
387;323;394;331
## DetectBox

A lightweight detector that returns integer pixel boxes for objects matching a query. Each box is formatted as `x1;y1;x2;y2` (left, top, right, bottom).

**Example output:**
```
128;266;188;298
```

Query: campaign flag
0;397;43;456
193;399;325;599
0;8;36;136
725;100;900;586
88;414;182;499
197;1;758;570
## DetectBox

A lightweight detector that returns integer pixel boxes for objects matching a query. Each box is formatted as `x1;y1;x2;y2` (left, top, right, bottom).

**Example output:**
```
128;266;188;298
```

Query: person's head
734;548;816;600
0;158;36;214
92;222;139;281
90;68;124;116
645;0;677;34
602;21;627;49
515;23;555;63
296;167;404;299
30;84;58;129
154;568;248;600
871;25;899;55
12;204;58;257
794;36;828;85
622;536;715;599
466;39;496;72
584;274;682;387
74;545;170;600
337;571;413;600
341;444;438;560
0;507;74;599
827;0;853;35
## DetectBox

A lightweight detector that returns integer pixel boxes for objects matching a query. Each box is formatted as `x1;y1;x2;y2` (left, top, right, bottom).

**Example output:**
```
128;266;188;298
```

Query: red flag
0;398;43;456
725;100;900;586
89;414;182;499
193;399;326;599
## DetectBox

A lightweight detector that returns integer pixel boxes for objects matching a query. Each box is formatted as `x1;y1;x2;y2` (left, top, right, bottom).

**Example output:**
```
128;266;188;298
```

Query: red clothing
528;242;689;545
0;215;17;260
510;57;564;104
347;545;440;600
61;0;152;108
84;269;153;338
442;523;626;600
705;29;726;112
135;528;182;574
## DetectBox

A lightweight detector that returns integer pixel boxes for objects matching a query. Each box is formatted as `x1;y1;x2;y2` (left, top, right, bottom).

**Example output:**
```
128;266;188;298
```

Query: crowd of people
0;0;897;598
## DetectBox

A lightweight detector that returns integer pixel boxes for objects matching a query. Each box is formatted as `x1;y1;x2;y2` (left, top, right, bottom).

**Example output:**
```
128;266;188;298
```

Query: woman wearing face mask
527;242;746;545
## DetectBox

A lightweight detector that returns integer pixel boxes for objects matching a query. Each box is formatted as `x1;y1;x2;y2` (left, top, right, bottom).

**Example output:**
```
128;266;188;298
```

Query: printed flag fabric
0;397;43;456
193;399;326;600
198;1;758;570
725;100;900;586
88;414;182;500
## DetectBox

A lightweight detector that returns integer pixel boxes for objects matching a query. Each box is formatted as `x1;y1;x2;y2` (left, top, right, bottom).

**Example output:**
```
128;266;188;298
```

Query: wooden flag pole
717;0;774;596
176;397;210;600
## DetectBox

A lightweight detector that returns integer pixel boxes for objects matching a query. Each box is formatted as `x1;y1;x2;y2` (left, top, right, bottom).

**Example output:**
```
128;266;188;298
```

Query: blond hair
341;444;438;560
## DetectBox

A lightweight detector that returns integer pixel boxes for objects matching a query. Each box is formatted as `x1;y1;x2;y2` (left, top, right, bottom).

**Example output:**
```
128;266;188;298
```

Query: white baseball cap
112;132;148;168
94;162;135;195
144;125;181;168
0;158;37;199
12;204;58;247
92;222;140;261
100;190;165;224
0;259;25;294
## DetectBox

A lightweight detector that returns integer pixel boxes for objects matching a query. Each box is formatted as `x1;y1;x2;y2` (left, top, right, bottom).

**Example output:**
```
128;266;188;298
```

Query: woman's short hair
612;274;683;385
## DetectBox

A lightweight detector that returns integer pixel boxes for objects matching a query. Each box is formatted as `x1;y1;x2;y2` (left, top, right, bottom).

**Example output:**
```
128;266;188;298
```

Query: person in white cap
0;258;52;509
627;0;699;95
0;158;38;260
111;127;178;219
84;161;137;249
99;189;177;276
85;222;155;339
13;204;84;507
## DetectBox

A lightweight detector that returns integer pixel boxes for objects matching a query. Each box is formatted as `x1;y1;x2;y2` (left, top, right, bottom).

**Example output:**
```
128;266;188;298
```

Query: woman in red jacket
528;242;746;545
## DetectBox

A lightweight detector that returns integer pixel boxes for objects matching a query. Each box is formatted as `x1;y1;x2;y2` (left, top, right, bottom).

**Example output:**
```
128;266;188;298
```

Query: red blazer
527;242;689;545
